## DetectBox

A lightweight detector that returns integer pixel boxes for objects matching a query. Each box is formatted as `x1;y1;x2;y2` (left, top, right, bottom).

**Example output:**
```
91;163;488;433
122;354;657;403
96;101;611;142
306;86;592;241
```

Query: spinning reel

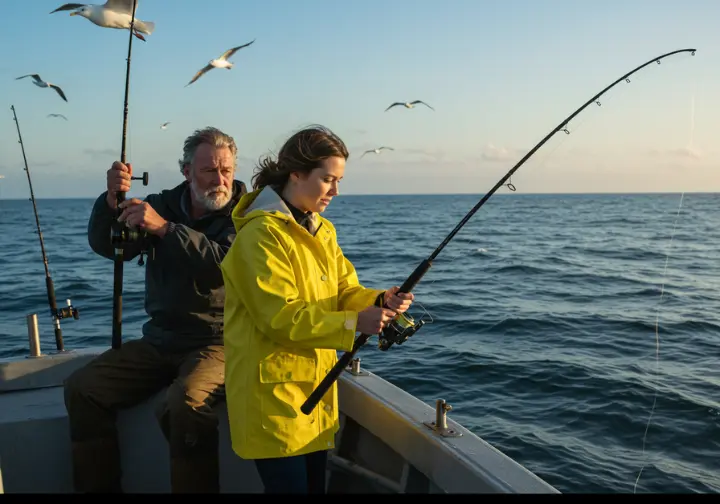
53;298;80;322
109;171;151;266
378;310;431;351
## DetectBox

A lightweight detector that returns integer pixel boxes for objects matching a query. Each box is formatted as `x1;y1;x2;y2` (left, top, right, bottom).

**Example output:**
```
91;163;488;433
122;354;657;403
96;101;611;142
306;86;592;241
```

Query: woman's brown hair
251;125;349;190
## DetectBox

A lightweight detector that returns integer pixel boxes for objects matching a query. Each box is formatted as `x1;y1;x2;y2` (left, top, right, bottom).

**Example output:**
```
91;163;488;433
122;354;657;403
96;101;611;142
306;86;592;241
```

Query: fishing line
632;191;684;494
633;78;697;493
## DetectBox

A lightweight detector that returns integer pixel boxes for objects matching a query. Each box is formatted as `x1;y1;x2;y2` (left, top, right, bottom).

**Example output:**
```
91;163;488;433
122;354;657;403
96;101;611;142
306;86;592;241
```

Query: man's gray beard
190;180;231;211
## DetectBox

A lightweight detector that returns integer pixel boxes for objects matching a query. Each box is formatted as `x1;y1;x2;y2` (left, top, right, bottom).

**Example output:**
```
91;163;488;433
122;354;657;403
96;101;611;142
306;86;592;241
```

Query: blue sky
0;0;717;198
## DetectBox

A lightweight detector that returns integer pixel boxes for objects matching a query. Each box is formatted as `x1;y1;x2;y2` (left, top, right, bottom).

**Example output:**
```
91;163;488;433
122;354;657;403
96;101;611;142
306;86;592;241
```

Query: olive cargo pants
63;339;226;493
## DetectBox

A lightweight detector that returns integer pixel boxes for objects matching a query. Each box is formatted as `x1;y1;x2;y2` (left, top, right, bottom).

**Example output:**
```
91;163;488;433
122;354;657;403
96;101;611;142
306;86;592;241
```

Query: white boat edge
0;337;560;494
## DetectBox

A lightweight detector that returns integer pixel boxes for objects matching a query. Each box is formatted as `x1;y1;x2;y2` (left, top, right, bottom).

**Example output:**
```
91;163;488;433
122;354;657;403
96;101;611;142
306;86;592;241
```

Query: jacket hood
231;185;321;234
162;179;247;219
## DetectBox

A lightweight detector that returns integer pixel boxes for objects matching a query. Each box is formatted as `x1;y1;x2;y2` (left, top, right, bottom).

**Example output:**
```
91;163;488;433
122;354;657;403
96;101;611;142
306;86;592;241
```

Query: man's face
183;143;235;212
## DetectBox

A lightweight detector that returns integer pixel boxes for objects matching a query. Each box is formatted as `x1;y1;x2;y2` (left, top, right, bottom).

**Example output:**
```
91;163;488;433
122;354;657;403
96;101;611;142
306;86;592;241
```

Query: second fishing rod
10;104;80;353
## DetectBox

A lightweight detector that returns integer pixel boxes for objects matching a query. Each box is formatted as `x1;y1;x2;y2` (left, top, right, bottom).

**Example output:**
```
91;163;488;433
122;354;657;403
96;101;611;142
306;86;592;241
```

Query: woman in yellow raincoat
220;125;414;493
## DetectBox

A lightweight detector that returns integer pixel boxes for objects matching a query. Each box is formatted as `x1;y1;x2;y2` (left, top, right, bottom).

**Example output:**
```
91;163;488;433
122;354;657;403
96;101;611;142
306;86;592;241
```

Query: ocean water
0;192;718;494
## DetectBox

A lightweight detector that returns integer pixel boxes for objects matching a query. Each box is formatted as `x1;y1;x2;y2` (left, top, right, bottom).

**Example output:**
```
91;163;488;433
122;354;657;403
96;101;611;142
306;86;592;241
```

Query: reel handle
131;172;149;186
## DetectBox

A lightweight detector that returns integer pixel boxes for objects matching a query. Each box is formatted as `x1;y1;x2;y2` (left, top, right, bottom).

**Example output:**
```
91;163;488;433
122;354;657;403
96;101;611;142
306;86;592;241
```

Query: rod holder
26;313;43;358
423;399;463;438
346;357;368;376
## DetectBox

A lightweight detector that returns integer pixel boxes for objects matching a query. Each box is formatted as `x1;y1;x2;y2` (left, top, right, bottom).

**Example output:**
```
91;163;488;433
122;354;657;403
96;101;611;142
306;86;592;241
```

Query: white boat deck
0;345;559;494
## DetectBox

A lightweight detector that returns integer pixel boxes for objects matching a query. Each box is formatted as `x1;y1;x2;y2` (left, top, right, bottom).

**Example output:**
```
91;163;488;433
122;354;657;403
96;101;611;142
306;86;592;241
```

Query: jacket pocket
259;352;317;383
259;352;317;432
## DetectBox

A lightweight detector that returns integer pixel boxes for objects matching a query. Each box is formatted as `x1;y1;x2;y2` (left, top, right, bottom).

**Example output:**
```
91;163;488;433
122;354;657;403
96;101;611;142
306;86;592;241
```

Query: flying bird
186;40;256;87
47;113;69;120
385;100;434;112
50;1;155;42
15;74;68;102
160;121;170;129
360;146;394;158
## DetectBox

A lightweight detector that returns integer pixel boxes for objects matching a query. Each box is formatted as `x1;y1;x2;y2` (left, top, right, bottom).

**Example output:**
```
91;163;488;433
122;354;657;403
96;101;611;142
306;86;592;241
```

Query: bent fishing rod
301;47;697;415
111;0;149;350
10;105;80;353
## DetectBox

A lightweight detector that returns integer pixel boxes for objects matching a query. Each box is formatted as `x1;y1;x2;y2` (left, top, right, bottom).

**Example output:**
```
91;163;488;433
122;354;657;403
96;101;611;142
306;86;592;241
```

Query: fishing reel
53;298;80;321
110;223;152;265
378;311;426;351
110;223;147;244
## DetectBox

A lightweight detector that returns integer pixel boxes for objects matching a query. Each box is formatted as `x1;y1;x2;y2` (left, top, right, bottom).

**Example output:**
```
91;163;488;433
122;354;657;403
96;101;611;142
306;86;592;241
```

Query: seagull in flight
15;74;68;102
186;39;256;87
385;100;434;112
360;146;394;158
47;113;69;120
160;121;170;129
50;1;155;42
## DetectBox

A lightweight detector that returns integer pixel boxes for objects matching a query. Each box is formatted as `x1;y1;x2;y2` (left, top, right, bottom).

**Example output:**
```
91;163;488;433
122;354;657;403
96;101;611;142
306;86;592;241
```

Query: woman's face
289;156;345;213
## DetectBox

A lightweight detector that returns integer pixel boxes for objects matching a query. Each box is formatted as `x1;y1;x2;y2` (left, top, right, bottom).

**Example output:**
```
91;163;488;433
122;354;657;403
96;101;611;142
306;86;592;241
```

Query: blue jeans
254;450;328;494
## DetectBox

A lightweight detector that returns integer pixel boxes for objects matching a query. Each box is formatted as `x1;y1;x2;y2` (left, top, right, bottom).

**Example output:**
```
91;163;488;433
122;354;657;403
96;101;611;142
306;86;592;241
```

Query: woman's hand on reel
356;306;397;335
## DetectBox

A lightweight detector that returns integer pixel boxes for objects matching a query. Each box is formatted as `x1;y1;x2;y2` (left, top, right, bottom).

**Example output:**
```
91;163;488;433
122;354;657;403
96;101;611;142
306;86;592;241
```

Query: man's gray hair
178;126;238;173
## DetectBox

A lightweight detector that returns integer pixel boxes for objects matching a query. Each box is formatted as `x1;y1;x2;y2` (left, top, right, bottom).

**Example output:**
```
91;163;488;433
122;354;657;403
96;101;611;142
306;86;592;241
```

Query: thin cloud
32;161;61;168
350;146;445;162
648;146;702;160
481;143;525;162
83;148;117;160
403;148;445;161
0;160;60;173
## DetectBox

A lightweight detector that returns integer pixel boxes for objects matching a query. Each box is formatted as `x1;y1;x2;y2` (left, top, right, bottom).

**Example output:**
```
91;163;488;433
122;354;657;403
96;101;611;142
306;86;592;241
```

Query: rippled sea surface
1;192;718;494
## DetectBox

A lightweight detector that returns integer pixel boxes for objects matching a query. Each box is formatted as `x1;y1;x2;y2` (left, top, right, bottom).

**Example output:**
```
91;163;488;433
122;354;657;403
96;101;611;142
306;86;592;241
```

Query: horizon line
0;190;717;201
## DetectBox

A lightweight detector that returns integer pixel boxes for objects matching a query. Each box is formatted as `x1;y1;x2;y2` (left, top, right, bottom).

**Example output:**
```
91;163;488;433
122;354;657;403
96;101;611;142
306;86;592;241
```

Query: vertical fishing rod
301;47;697;415
10;105;79;353
110;0;149;350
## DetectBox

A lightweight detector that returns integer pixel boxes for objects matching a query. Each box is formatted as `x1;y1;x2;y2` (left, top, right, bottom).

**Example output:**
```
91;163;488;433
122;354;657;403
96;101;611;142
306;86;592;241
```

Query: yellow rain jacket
220;186;384;459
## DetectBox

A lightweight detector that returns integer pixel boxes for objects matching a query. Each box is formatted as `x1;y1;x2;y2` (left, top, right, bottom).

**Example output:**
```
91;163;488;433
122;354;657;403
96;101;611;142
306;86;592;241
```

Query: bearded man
63;127;247;493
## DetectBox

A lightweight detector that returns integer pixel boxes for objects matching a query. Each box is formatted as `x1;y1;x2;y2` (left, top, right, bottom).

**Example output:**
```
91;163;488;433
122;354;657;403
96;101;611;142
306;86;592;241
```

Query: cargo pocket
259;352;317;432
